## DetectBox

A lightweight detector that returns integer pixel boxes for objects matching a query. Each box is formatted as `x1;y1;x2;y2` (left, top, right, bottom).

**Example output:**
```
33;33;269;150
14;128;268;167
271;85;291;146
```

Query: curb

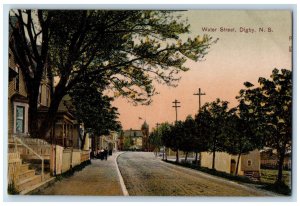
114;152;129;196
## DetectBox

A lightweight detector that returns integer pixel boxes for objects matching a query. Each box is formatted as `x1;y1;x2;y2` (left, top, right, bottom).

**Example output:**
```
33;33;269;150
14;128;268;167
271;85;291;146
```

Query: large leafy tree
239;68;292;183
198;99;229;170
66;80;121;150
148;129;159;154
193;112;210;166
160;122;173;160
180;116;196;162
171;121;185;163
9;10;216;138
223;105;262;175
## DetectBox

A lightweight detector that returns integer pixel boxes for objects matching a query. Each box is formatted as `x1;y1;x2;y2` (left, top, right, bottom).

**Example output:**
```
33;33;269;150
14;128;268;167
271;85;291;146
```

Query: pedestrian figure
100;148;104;160
104;147;108;160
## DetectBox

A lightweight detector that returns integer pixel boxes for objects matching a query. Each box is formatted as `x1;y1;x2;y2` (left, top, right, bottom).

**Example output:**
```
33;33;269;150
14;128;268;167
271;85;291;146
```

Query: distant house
121;121;149;151
200;150;261;180
260;148;291;170
123;129;144;150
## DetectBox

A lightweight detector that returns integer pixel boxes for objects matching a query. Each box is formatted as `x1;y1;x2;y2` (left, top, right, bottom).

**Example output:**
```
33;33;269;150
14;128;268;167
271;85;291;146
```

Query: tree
223;105;263;175
181;116;196;162
9;10;216;139
239;68;292;183
148;128;161;155
193;112;210;167
171;121;185;163
66;80;122;150
199;99;229;170
160;122;173;160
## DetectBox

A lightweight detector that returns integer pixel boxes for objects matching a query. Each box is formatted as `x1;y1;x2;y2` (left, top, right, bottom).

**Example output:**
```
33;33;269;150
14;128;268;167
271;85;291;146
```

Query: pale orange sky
113;10;292;131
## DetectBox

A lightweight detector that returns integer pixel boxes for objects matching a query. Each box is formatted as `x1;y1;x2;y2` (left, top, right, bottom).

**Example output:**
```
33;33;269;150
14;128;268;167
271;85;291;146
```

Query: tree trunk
212;150;216;170
80;132;87;150
165;148;168;161
27;75;43;138
212;137;216;170
194;152;198;164
235;152;242;176
176;149;179;163
185;152;188;162
37;85;66;140
28;99;39;138
199;152;202;167
276;149;286;183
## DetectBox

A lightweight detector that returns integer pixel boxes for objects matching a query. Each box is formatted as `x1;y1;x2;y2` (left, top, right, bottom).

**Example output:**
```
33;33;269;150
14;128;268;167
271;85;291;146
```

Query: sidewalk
36;152;125;196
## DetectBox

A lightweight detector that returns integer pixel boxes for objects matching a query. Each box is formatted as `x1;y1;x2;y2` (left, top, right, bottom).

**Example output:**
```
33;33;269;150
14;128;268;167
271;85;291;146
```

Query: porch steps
244;171;260;182
9;154;52;194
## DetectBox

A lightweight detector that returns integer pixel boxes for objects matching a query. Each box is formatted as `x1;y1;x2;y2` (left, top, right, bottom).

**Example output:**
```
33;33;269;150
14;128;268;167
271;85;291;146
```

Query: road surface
117;152;272;196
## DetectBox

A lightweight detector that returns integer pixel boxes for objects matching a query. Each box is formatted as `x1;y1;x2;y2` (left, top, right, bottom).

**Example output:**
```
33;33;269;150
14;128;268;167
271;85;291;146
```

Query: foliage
68;81;122;136
238;68;292;183
9;10;216;138
196;98;229;169
223;105;263;175
123;136;133;150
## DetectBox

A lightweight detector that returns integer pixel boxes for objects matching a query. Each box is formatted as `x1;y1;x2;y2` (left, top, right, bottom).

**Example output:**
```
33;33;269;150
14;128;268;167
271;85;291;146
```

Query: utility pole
156;123;160;129
193;88;206;113
172;99;181;123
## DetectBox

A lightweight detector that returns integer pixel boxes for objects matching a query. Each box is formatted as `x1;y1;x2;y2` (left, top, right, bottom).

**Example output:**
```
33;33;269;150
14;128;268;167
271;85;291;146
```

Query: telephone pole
193;88;206;113
156;123;160;129
172;99;181;123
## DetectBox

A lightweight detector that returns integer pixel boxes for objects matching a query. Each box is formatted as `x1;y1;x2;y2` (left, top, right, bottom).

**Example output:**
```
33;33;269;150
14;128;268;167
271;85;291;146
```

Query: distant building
260;148;291;170
123;129;144;150
200;150;261;180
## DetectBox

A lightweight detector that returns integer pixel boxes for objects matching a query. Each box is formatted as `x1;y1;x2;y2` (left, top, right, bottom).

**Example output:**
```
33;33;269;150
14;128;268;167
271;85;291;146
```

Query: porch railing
13;135;45;181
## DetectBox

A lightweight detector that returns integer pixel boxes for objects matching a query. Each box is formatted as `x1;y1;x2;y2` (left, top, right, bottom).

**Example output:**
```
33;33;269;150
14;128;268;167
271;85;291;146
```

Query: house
99;131;119;153
200;150;261;180
121;121;149;151
7;50;90;193
123;129;144;150
8;49;29;137
260;148;291;170
8;50;54;194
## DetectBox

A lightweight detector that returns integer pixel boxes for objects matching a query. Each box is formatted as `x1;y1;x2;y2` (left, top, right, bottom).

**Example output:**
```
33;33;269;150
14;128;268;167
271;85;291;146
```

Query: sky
112;10;292;131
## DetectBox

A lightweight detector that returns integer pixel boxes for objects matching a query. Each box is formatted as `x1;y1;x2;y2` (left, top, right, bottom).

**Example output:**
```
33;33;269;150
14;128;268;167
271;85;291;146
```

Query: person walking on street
104;147;108;160
100;148;104;160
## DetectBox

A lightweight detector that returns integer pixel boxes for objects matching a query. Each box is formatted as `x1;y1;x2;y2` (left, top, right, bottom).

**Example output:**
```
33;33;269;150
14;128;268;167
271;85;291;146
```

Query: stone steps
19;163;30;173
17;169;36;181
17;175;42;192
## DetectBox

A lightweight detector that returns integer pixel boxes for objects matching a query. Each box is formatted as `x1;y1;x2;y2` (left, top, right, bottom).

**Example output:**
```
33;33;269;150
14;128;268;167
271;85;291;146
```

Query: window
16;106;25;133
247;160;252;166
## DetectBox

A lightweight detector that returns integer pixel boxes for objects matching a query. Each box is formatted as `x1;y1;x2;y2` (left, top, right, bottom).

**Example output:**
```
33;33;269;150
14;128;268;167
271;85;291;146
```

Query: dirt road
117;152;272;196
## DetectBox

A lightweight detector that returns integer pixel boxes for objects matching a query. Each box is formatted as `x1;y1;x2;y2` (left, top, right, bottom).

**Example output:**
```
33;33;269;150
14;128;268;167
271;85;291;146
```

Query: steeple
141;121;149;130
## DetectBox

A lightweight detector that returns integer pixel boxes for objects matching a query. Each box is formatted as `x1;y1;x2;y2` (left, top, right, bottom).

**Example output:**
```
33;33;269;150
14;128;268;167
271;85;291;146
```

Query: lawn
260;169;291;187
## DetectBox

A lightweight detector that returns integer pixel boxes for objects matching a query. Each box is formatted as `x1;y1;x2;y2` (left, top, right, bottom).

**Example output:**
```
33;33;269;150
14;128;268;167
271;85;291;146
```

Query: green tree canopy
9;10;216;138
238;68;292;183
197;98;230;170
66;80;121;149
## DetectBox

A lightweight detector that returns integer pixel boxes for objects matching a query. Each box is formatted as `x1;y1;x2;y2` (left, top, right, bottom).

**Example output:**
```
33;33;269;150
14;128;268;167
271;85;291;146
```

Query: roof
123;129;143;138
10;93;29;103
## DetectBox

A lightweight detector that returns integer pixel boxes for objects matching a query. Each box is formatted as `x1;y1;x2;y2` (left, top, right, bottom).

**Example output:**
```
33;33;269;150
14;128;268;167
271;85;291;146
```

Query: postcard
7;9;292;197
